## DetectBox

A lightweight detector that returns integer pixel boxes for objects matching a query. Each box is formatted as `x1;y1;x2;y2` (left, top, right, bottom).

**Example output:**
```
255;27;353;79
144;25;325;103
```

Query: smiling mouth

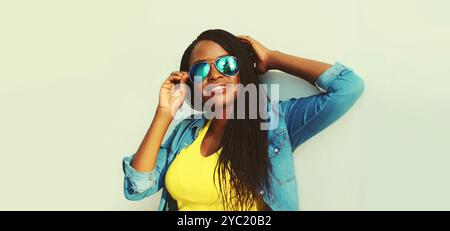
203;84;228;95
210;85;226;93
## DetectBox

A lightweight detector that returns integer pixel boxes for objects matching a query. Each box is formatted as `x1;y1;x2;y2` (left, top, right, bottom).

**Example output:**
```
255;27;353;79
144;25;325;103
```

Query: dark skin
189;38;333;157
131;35;332;171
129;35;333;211
188;40;239;157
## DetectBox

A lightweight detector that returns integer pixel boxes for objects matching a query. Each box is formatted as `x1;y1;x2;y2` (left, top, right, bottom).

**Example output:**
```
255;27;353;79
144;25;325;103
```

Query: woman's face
189;40;240;112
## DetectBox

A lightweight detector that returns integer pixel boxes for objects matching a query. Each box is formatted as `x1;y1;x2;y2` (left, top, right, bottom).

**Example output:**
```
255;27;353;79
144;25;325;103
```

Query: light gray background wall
1;0;449;210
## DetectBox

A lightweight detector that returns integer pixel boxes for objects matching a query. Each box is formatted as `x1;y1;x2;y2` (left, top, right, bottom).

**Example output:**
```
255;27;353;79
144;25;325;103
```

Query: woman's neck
209;118;228;134
207;105;233;134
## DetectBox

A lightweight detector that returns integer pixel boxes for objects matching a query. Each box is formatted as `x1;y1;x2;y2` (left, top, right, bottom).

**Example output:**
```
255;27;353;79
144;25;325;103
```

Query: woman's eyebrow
193;58;209;63
192;55;228;64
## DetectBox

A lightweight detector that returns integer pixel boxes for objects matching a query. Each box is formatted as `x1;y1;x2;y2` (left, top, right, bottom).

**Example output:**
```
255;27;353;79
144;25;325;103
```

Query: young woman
122;29;365;211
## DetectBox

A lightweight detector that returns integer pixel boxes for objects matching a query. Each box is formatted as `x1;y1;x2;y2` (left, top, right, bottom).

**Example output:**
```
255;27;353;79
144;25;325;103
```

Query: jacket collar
187;113;208;139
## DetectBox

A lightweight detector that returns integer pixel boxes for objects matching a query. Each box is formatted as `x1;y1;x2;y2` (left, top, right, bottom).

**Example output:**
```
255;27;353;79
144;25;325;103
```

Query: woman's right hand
158;71;189;118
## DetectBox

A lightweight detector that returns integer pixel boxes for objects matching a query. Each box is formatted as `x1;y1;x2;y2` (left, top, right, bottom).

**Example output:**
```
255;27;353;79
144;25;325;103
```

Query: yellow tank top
165;119;265;211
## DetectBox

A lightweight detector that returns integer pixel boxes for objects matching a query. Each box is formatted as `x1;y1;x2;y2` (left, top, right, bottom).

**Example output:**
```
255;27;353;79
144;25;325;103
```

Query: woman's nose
208;64;224;81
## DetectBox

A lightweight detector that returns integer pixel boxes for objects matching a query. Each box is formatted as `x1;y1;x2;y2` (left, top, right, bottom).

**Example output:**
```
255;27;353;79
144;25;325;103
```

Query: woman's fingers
178;72;189;94
167;71;188;83
170;71;186;76
166;75;181;84
164;71;189;96
180;73;188;84
174;71;189;84
237;34;250;39
237;35;252;44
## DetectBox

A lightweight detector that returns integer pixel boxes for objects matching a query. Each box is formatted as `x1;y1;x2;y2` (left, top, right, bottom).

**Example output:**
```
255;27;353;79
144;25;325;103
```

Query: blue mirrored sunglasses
188;55;239;83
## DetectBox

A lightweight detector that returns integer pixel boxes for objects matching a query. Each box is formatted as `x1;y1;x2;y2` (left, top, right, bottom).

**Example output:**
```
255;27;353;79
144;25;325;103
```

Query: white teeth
203;85;227;95
211;86;226;92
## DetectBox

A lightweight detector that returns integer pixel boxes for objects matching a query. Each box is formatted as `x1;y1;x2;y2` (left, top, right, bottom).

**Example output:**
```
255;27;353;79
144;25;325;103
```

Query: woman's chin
202;99;235;115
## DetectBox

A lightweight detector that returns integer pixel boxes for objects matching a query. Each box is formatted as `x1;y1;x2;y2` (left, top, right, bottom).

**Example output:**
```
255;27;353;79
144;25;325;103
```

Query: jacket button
260;190;265;195
274;148;279;153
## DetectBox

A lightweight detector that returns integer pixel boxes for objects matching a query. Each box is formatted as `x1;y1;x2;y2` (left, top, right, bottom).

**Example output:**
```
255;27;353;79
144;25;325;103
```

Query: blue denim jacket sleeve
278;62;365;151
122;122;181;201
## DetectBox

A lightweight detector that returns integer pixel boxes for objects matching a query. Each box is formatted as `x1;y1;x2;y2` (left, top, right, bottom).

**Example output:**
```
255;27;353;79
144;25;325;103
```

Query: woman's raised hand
237;35;275;74
158;71;189;118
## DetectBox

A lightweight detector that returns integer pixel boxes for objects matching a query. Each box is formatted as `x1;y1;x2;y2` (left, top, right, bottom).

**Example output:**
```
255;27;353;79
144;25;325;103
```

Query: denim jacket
122;62;365;211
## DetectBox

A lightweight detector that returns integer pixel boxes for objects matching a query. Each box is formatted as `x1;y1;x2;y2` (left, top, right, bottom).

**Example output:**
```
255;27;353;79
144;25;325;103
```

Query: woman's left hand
237;35;275;74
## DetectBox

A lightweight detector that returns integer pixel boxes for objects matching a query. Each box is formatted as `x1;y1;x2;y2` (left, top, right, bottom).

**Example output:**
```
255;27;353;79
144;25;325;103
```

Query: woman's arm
130;107;173;172
122;115;180;200
130;71;188;172
237;35;364;150
237;34;331;83
122;71;188;200
268;51;332;85
277;63;365;149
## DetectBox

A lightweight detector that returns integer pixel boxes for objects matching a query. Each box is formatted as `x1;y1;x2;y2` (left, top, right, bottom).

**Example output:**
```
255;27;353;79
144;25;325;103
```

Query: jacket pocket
268;128;296;185
268;128;289;159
